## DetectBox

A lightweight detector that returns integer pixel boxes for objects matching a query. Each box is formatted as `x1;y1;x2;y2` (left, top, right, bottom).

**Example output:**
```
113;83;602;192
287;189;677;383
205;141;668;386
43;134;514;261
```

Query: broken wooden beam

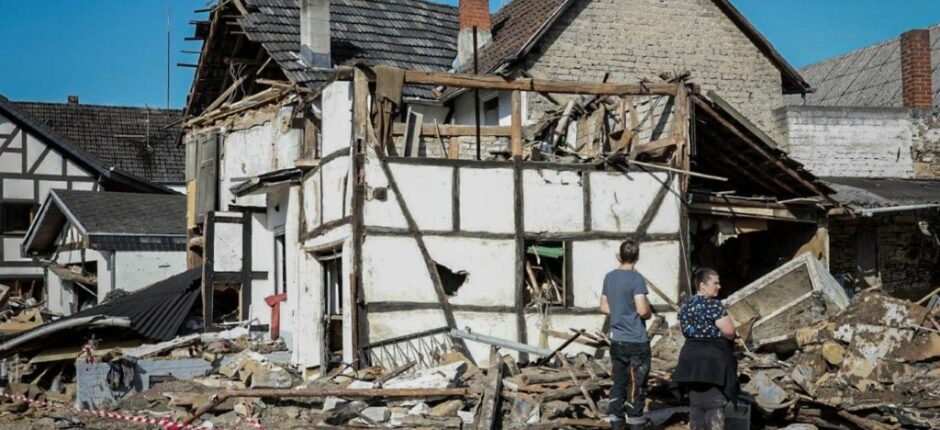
391;123;512;137
475;347;504;430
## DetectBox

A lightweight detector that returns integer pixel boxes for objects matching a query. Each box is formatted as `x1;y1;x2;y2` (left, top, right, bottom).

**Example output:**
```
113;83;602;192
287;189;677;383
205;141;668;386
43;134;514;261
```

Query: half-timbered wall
0;113;97;281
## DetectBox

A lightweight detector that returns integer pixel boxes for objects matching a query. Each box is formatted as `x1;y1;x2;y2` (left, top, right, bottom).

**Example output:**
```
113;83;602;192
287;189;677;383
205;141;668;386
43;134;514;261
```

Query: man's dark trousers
608;340;651;420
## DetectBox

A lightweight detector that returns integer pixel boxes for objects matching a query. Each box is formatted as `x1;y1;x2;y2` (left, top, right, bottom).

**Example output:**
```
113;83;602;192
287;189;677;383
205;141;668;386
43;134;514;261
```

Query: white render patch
70;181;95;191
25;134;46;171
321;81;353;155
2;178;33;199
2;237;29;262
0;114;14;134
459;167;514;233
424;236;515;307
523;170;583;233
571;240;681;308
320;157;350;224
0;152;20;173
66;160;87;177
364;162;453;231
301;173;321;229
38;181;68;202
221;123;274;208
214;221;244;273
361;235;437;303
589;171;680;233
33;149;63;175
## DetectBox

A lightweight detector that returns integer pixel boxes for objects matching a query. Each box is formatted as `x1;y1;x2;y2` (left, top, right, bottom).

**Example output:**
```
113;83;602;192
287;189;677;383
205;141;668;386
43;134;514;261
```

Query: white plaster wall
214;221;244;273
321;81;353;156
38;181;68;202
363;160;453;231
408;104;449;125
220;123;273;209
249;212;274;326
321;157;350;224
285;185;324;368
45;269;71;316
0;114;15;134
425;236;516;307
572;240;681;308
2;237;29;262
590;171;680;233
459;167;514;233
453;90;518;126
3;179;33;199
301;172;320;230
454;311;521;363
779;106;916;178
113;251;186;293
523;170;584;233
274;106;302;169
71;182;96;191
0;150;20;173
361;235;436;303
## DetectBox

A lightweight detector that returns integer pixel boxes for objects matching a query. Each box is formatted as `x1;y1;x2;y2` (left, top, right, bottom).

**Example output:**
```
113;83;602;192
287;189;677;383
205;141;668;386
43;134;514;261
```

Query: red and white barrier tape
0;391;265;430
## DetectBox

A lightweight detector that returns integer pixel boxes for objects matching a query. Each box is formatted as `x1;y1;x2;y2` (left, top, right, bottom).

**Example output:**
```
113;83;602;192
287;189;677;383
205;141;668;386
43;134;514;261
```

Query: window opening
523;241;568;307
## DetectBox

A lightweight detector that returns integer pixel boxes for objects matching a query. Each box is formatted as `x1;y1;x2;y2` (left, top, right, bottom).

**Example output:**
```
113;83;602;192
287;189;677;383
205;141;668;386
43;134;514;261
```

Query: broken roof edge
693;91;836;200
21;190;86;258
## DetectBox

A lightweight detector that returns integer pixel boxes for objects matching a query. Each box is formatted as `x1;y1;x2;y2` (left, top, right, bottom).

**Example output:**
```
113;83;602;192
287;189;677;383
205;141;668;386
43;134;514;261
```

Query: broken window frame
274;232;286;295
482;95;500;126
523;241;571;308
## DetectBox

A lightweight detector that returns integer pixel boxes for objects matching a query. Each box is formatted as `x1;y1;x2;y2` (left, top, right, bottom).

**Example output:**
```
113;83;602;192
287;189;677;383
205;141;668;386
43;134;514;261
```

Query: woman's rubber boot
611;420;627;430
626;416;649;430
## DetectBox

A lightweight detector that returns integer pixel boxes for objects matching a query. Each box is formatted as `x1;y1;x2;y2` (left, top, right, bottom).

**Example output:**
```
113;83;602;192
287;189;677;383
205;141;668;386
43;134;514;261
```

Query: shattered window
524;241;568;307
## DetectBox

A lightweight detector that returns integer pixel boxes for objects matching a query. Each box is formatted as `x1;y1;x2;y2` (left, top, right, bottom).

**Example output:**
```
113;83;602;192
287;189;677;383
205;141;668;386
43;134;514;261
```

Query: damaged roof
237;0;458;98
13;101;185;184
788;24;940;108
22;190;187;255
824;177;940;208
0;268;203;356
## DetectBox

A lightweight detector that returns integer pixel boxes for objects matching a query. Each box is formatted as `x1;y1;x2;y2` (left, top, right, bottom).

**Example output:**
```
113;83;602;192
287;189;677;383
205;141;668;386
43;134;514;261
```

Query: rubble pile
0;290;937;429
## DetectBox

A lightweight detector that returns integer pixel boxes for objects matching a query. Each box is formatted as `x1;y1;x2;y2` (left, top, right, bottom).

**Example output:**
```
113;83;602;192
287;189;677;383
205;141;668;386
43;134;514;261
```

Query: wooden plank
402;70;677;96
404;111;424;157
448;137;461;159
511;90;523;158
392;123;512;137
632;137;678;155
558;353;600;417
475;346;503;430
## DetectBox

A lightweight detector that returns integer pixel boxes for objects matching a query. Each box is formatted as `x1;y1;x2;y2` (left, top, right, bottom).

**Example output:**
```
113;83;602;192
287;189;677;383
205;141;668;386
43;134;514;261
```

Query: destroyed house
20;190;188;316
0;96;181;310
776;26;940;300
181;0;833;369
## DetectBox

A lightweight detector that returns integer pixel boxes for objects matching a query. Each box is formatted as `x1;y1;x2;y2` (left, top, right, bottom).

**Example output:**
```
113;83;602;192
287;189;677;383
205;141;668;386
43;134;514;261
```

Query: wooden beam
401;70;677;96
632;137;678;155
392;123;512;137
475;347;504;430
511;90;523;158
689;202;817;223
693;97;826;197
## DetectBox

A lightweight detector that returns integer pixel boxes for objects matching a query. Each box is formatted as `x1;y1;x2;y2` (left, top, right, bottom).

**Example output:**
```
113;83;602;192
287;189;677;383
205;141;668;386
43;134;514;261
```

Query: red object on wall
264;293;288;340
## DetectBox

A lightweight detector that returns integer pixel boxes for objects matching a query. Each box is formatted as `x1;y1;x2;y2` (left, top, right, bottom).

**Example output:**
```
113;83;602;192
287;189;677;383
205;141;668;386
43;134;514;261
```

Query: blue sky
0;0;937;109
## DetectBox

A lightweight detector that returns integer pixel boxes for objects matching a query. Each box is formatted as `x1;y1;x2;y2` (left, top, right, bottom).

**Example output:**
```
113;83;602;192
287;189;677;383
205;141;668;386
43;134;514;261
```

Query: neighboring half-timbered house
0;96;182;303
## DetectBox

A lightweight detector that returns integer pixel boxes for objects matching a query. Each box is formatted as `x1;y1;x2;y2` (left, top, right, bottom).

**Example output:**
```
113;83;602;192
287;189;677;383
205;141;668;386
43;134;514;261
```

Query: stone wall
829;209;940;301
777;106;940;179
519;0;787;140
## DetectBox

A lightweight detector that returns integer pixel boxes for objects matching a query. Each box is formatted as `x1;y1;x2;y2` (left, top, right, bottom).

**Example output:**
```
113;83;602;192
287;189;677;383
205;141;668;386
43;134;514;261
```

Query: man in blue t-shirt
600;240;652;430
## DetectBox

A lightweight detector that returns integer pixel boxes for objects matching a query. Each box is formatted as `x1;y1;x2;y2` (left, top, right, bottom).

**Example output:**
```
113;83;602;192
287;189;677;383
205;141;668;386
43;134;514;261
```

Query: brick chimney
900;29;934;109
67;95;79;105
456;0;492;70
300;0;331;69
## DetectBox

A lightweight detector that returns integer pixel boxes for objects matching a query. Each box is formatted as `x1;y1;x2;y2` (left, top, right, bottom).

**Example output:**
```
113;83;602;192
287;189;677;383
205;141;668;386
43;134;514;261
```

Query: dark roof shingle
789;25;940;108
13;101;185;183
825;177;940;208
53;190;186;235
238;0;459;98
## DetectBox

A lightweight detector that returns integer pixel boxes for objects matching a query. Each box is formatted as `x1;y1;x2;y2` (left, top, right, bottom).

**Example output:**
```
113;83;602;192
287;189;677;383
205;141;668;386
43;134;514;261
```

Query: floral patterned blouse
678;294;728;339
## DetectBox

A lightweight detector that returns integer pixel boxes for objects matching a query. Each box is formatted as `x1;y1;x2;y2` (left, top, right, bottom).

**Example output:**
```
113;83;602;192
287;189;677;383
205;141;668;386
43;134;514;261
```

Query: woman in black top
675;268;738;430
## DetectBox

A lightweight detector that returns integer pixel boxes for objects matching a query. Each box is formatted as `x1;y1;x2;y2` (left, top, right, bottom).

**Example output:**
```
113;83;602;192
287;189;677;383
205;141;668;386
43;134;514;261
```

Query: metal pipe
450;329;554;357
0;316;132;355
861;204;940;217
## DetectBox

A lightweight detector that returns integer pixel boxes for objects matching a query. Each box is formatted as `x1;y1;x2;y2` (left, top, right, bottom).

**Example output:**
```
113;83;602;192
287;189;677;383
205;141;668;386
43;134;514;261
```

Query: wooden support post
448;136;461;159
475;346;504;430
511;90;523;159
